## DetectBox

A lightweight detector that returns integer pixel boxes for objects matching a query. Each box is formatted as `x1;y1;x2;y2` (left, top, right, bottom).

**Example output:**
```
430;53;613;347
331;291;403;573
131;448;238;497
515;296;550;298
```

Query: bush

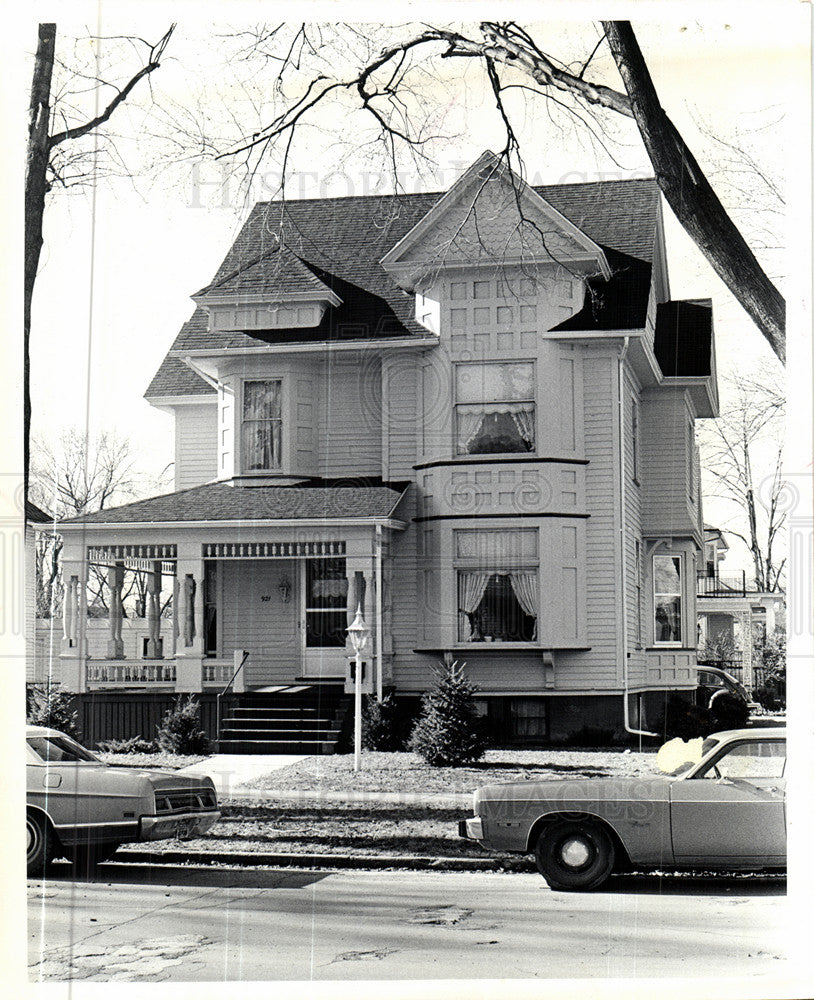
26;685;81;740
362;689;408;751
561;726;617;748
708;692;750;732
408;660;487;767
660;696;713;740
97;735;159;754
156;696;210;755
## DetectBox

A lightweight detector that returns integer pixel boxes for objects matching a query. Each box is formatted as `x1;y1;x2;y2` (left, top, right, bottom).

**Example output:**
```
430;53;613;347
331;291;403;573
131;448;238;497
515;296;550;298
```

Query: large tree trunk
24;23;56;497
602;21;785;363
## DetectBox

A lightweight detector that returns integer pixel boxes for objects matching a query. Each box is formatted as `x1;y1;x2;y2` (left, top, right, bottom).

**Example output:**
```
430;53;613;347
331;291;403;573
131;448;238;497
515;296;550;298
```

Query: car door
669;737;786;865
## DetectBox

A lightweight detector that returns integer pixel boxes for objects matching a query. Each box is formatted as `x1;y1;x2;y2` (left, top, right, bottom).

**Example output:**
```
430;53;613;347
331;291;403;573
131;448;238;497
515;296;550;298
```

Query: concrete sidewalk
176;754;310;798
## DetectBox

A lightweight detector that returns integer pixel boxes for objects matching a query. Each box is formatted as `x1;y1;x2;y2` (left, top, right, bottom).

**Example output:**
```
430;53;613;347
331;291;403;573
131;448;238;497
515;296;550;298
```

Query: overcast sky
18;4;811;572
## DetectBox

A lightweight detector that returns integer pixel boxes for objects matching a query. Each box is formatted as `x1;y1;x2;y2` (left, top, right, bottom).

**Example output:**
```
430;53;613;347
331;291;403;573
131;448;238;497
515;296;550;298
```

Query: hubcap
560;835;591;868
27;820;40;859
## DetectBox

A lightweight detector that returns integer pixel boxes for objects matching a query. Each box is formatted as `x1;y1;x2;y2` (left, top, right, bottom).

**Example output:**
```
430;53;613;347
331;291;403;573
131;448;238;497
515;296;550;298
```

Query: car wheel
27;812;55;877
534;819;615;891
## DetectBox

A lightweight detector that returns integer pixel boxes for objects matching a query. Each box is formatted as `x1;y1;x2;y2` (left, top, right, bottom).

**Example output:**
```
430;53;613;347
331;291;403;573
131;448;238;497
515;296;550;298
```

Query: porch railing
696;571;747;597
216;651;250;752
87;660;177;685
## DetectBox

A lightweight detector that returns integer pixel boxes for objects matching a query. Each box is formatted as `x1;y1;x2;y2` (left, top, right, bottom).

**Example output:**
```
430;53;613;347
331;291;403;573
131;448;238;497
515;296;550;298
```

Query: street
28;861;788;983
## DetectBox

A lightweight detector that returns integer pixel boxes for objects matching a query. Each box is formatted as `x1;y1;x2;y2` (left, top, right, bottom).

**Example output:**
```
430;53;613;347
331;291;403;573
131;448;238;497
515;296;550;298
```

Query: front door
301;557;349;678
669;737;786;865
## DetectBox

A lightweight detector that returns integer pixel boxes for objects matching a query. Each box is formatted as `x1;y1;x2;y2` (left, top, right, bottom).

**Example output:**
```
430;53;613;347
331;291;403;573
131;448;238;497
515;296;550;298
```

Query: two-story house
53;151;718;749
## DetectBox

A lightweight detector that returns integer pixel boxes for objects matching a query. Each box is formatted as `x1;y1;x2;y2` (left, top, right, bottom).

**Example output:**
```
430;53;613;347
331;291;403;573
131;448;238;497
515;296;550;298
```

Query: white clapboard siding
174;402;218;490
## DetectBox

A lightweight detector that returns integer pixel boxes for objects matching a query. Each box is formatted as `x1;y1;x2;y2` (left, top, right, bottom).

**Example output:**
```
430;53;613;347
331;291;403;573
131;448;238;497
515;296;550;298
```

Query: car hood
475;775;673;806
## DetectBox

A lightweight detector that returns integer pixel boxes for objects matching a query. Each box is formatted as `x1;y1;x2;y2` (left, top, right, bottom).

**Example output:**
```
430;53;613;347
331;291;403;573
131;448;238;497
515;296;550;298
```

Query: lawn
240;748;659;795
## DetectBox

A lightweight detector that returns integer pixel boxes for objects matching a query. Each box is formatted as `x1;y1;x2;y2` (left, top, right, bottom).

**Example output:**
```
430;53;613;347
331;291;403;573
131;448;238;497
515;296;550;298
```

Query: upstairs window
242;380;282;471
654;554;683;645
455;362;535;455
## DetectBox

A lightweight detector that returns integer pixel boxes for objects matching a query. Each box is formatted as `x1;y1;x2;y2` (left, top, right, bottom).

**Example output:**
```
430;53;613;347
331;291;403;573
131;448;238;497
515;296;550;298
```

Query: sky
18;4;811;576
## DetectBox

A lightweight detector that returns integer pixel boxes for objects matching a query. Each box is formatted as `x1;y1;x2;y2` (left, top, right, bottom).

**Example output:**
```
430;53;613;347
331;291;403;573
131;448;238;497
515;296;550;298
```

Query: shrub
408;660;487;767
362;689;408;751
561;726;617;748
97;735;159;754
26;685;81;740
660;696;713;740
156;696;210;755
708;692;750;732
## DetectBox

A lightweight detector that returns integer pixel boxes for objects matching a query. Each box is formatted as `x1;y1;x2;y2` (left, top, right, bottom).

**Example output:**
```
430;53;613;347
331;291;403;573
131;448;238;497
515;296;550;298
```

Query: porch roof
59;481;409;526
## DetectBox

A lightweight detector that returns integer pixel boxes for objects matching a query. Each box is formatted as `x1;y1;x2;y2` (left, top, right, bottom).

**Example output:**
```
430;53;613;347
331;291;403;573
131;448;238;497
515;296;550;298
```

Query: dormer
192;246;342;334
380;150;611;293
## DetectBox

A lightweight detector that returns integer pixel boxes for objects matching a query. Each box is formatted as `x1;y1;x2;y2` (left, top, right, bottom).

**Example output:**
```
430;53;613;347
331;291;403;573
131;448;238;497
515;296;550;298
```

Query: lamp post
346;605;370;772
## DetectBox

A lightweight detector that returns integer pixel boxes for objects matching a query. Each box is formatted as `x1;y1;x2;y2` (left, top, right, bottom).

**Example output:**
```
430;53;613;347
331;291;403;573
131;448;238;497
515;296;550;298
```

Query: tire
27;811;55;877
534;819;615;891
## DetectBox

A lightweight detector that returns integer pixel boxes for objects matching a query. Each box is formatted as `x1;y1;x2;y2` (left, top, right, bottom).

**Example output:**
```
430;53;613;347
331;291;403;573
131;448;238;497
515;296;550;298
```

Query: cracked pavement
28;863;790;982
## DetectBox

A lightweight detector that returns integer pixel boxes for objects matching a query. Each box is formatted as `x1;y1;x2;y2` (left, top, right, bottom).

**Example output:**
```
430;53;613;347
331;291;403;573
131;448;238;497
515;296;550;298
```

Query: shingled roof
146;176;660;399
59;481;409;525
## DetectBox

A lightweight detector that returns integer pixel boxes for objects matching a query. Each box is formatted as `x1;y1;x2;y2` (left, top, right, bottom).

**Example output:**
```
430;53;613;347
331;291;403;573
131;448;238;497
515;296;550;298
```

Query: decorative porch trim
88;544;177;562
202;540;346;559
87;660;177;685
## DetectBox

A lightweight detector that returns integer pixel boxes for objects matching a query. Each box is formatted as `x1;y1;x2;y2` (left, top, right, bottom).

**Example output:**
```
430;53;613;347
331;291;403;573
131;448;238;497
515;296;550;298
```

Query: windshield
27;734;100;763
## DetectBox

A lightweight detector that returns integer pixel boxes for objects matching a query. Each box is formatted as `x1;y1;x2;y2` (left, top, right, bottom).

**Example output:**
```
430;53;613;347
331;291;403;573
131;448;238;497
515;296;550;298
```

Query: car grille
154;789;217;813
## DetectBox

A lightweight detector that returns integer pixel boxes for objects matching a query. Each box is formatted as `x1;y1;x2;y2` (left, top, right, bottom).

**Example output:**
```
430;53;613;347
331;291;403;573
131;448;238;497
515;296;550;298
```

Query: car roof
710;727;786;741
26;725;68;737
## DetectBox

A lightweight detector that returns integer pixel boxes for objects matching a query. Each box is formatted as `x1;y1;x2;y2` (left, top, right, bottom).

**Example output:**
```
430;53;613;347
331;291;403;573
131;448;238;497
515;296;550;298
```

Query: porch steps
218;684;351;755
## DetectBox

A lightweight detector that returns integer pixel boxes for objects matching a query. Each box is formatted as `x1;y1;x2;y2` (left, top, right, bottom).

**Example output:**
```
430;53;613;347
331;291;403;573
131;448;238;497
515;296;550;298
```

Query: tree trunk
24;23;56;497
602;21;785;364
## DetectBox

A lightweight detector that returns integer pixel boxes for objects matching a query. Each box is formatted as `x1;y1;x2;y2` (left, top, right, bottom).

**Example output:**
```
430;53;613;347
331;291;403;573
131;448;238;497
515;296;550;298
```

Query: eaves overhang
58;517;410;532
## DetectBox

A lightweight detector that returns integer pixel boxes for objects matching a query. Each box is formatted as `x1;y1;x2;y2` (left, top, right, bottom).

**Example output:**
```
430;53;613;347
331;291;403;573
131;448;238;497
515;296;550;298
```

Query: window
203;560;218;657
242;380;282;470
696;740;785;781
27;735;99;763
456;529;538;643
654;554;682;644
305;558;348;648
455;362;535;455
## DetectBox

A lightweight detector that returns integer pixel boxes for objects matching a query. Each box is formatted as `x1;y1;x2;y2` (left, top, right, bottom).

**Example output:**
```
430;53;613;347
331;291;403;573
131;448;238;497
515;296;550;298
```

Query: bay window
242;380;282;471
455;362;535;455
456;529;538;643
654;554;683;644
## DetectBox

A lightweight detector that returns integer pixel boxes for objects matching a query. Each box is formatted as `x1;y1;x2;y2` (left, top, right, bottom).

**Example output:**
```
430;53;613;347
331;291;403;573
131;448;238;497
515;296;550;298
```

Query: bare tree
203;21;784;363
701;373;785;593
29;430;170;617
25;23;174;492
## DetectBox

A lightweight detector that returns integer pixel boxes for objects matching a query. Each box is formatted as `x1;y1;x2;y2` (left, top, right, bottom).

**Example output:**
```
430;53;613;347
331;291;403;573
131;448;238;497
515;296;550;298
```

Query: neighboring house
697;526;785;691
50;151;719;747
26;500;54;685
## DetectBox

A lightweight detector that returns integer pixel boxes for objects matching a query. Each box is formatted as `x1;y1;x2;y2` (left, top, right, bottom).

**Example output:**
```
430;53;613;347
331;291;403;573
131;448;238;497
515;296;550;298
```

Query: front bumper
139;810;220;841
458;817;484;841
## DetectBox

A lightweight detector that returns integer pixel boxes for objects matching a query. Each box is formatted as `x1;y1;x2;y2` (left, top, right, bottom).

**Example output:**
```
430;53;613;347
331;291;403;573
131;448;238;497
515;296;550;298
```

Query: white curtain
456;407;486;453
459;572;491;613
509;571;538;639
509;405;535;445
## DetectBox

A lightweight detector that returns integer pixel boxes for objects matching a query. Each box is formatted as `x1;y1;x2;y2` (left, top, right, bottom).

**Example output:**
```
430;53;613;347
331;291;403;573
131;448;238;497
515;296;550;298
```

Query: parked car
696;665;762;716
26;726;220;876
459;727;786;891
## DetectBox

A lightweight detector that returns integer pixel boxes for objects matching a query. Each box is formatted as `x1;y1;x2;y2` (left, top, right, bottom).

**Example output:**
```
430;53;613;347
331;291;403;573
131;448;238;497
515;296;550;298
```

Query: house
50;151;719;748
697;526;785;694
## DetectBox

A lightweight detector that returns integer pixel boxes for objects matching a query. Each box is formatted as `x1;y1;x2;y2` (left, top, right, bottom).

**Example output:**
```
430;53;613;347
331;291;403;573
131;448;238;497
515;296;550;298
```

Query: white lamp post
346;605;370;772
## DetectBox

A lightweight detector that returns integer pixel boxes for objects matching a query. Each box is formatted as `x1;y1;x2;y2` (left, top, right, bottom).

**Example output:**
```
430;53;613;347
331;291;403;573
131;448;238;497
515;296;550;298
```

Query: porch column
59;553;89;693
170;575;180;656
106;561;125;659
739;609;754;690
174;542;204;692
145;560;163;658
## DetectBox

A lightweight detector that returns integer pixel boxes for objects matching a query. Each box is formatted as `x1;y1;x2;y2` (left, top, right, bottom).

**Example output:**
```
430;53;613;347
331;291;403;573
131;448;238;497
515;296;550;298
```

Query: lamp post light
346;605;370;772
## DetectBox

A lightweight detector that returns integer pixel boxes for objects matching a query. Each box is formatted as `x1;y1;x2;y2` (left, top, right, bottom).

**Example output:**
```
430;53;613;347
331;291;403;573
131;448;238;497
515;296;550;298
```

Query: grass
96;751;207;769
240;748;659;795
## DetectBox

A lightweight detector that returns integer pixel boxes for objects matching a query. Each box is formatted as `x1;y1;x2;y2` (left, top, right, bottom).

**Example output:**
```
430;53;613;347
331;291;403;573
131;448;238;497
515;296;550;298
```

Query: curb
112;847;533;874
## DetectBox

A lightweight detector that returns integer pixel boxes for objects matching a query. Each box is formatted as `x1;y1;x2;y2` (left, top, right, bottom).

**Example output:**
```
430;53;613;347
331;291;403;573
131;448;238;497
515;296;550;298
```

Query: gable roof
146;175;660;399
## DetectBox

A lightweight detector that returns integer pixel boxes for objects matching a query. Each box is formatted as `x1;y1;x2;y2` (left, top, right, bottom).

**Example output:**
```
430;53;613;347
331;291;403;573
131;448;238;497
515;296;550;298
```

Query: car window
697;740;786;781
27;735;100;763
